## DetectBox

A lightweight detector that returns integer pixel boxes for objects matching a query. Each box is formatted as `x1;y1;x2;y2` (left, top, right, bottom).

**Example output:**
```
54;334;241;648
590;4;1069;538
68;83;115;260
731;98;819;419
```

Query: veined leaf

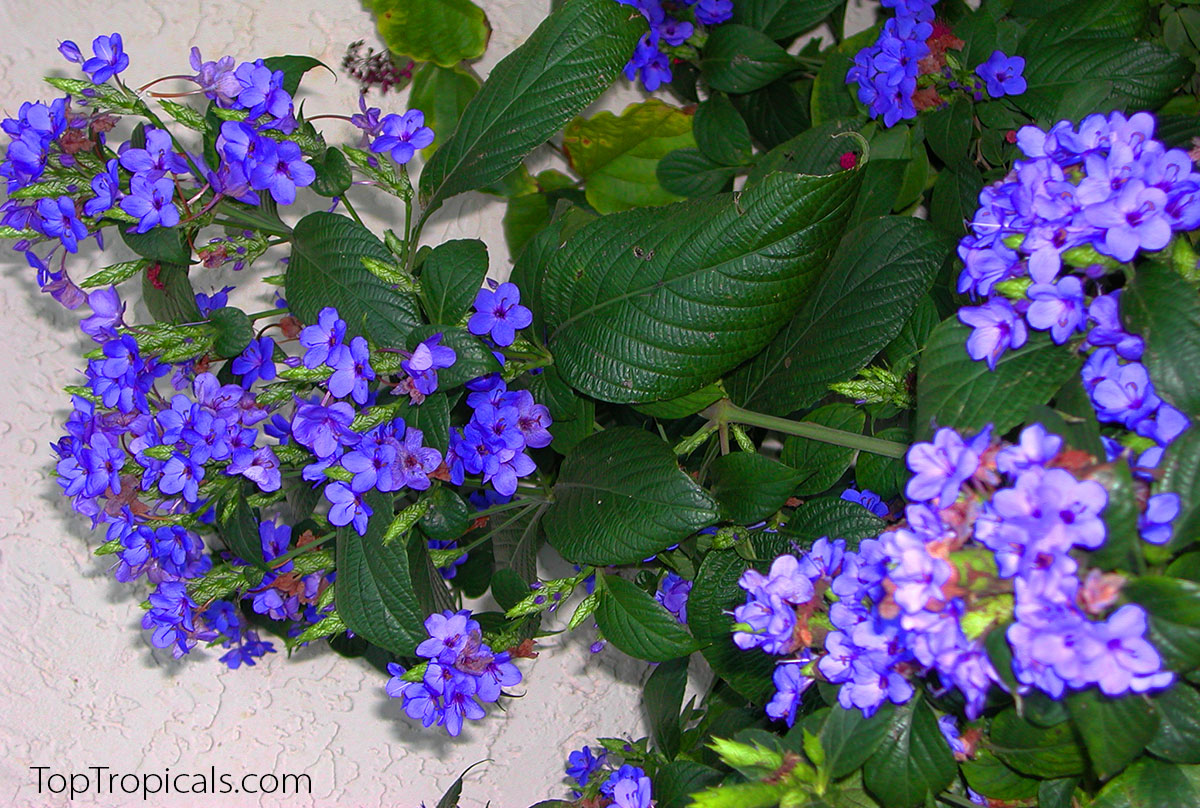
862;696;957;808
544;427;719;565
700;24;798;94
419;238;488;325
544;168;860;403
727;216;948;415
732;0;845;40
418;0;642;218
408;62;481;157
370;0;490;68
596;574;700;662
1123;261;1200;417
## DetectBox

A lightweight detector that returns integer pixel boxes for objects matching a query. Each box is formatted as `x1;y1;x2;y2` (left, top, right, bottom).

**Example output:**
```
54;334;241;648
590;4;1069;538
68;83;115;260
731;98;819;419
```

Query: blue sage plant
8;0;1200;806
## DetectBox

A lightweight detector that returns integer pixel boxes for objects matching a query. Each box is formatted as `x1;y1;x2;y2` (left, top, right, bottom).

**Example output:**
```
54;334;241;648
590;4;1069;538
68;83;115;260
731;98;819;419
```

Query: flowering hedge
7;0;1200;806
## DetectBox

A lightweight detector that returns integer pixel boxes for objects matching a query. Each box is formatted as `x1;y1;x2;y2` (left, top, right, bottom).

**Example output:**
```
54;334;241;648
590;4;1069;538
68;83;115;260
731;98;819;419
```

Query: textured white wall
0;2;876;806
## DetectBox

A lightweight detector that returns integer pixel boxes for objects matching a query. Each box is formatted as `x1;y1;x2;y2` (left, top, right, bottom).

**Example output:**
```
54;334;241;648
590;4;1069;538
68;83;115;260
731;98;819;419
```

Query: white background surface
0;2;875;805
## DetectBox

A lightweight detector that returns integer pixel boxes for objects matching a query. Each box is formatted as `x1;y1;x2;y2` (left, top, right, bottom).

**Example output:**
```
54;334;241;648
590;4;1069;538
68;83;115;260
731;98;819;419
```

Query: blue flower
232;335;278;388
81;33;130;84
468;282;533;346
975;51;1026;98
249;139;315;205
119;174;179;233
370;110;434;165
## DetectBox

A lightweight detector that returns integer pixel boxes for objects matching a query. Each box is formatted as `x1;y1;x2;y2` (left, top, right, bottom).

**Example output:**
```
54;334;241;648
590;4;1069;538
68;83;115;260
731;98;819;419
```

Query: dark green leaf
370;0;490;67
732;0;845;39
645;655;689;758
656;148;740;197
923;97;974;166
1158;427;1200;552
855;427;910;501
409;530;456;616
208;306;253;358
563;98;696;214
287;212;422;347
862;696;956;808
850;158;909;225
1090;758;1200;808
408;62;480;156
545;168;859;403
596;574;700;662
121;224;192;266
929;161;984;237
142;262;201;323
884;294;939;371
727;216;949;415
544;427;719;565
694;93;753;166
1015;39;1190;122
689;548;775;703
1038;778;1079;808
261;55;327;96
309;147;352;198
420;486;472;543
218;494;267;570
988;707;1087;778
335;490;425;656
1123;261;1200;417
653;760;724;808
419;238;488;325
915;319;1082;440
700;25;797;94
406;326;501;390
1149;682;1200;763
1067;688;1159;780
491;502;545;588
961;748;1041;800
747;119;857;182
780;404;866;497
778;497;886;548
395;392;452;456
1018;0;1148;50
820;702;895;779
632;383;724;419
1086;460;1141;571
418;0;642;216
729;79;811;150
709;451;803;524
812;27;877;125
1125;576;1200;672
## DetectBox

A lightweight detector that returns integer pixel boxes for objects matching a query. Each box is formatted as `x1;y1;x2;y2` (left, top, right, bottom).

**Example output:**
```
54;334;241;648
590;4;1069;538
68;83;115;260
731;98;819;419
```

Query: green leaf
286;212;422;348
820;702;896;780
855;427;910;501
632;383;724;419
1038;778;1080;808
812;27;878;125
862;697;956;808
727;216;949;415
370;0;490;67
709;452;803;524
1018;0;1149;49
1125;576;1200;672
1015;38;1190;122
1123;261;1200;417
689;548;775;703
491;502;545;589
544;168;859;403
929;161;984;236
419;486;472;543
923;97;974;166
961;748;1041;800
142;262;201;323
1158;427;1200;552
701;24;797;94
1086;460;1141;571
747;120;858;183
563;98;696;214
208;306;253;358
419;238;488;325
309;147;352;198
544;427;719;565
218;494;267;570
335;489;425;656
395;392;452;457
261;55;327;96
656;149;741;198
915;319;1082;440
653;760;725;808
121;226;192;266
780;404;866;497
732;0;845;39
988;707;1087;778
730;79;811;150
408;62;481;156
595;574;700;661
1091;758;1200;808
1149;682;1200;763
645;655;689;758
694;94;753;166
777;497;886;548
1067;688;1159;780
418;0;642;217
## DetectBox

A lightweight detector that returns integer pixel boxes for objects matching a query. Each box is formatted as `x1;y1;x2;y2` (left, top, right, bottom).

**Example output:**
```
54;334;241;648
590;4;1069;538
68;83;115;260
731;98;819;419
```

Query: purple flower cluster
368;109;434;166
957;113;1200;363
565;745;607;798
59;34;130;85
385;610;522;736
841;486;890;517
445;380;552;497
616;0;733;92
601;764;654;808
655;571;692;623
847;0;937;127
734;423;1174;722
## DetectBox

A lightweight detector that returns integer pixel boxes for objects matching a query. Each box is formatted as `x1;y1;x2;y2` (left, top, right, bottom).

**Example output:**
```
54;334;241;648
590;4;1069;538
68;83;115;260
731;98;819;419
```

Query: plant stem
703;399;909;459
269;531;335;569
246;308;287;321
340;194;365;228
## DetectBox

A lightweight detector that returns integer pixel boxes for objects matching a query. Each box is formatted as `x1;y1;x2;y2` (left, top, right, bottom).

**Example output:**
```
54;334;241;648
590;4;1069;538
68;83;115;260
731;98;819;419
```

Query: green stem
211;201;293;238
246;308;288;321
704;399;909;459
269;531;335;569
340;195;365;228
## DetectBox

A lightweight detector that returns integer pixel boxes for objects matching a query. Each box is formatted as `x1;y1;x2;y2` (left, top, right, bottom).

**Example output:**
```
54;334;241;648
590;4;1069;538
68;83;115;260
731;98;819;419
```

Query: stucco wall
0;2;875;806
